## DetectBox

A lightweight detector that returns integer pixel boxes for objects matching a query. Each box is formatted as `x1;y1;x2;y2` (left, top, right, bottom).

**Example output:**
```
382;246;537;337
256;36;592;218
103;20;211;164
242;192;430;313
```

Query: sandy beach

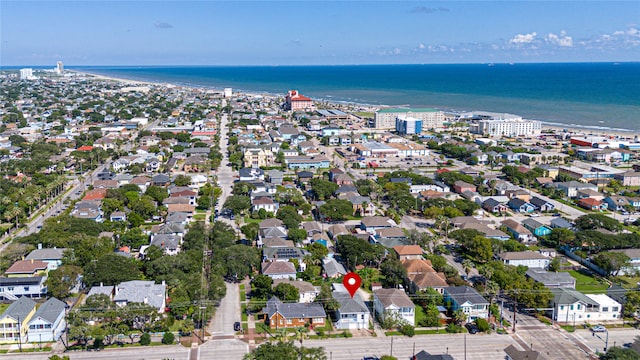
542;124;640;139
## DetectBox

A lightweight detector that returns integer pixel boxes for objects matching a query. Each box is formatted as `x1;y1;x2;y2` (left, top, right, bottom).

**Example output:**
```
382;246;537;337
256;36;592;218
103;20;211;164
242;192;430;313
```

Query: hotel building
466;112;541;137
285;90;314;111
374;108;444;130
396;116;423;135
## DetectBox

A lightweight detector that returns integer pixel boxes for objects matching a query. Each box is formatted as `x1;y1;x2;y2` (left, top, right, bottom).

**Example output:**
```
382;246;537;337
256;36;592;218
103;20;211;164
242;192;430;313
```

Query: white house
25;247;67;271
443;286;490;323
373;288;415;326
610;249;640;276
0;277;47;300
261;261;296;280
272;279;318;303
551;288;622;324
333;285;371;330
27;297;66;342
113;280;167;313
497;251;551;269
252;197;279;213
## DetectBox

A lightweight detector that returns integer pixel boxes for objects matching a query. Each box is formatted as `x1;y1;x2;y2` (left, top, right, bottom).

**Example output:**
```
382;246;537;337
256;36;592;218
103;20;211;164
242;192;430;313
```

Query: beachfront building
396;116;423;135
466;112;541;137
374;108;445;130
20;68;35;80
285;90;313;111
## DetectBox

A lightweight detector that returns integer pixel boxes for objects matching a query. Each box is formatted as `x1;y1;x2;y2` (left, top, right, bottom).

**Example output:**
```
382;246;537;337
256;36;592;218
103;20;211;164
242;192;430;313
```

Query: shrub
162;332;175;344
445;324;464;333
399;325;415;337
380;356;398;360
475;318;490;332
139;332;151;346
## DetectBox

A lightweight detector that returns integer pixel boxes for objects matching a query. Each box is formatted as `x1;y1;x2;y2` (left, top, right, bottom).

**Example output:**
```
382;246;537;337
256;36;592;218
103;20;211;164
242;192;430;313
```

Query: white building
333;287;371;330
56;61;64;75
551;288;621;324
374;108;444;130
470;117;542;137
224;88;233;98
27;297;66;343
497;251;551;269
373;288;415;326
395;116;422;135
20;68;35;80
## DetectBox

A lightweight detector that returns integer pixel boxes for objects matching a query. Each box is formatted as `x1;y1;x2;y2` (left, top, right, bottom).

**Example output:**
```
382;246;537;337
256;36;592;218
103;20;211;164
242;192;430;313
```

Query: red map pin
343;272;361;298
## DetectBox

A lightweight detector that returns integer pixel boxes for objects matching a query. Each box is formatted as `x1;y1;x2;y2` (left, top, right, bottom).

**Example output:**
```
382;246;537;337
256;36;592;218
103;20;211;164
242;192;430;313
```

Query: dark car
234;321;241;332
465;323;479;334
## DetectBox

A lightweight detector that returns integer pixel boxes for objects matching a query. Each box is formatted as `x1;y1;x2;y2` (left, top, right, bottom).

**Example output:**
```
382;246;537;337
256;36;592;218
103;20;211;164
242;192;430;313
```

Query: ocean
74;63;640;131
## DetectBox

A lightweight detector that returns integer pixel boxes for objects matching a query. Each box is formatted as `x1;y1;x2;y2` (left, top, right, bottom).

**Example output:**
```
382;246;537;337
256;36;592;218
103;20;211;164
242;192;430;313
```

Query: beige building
244;148;274;168
374;108;445;130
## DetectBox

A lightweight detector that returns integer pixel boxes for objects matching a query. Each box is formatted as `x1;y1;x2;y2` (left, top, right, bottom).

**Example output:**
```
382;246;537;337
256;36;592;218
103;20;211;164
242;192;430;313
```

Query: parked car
234;321;241;332
465;323;479;334
591;325;607;333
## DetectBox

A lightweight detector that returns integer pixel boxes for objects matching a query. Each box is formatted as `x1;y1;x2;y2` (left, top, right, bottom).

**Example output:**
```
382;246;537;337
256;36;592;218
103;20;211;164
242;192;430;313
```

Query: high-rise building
465;111;541;137
223;88;232;98
19;68;34;80
396;116;423;135
374;108;444;130
56;61;64;75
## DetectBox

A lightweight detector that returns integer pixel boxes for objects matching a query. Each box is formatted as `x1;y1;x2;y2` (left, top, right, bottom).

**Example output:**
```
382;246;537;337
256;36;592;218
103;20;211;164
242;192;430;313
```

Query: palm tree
453;309;467;325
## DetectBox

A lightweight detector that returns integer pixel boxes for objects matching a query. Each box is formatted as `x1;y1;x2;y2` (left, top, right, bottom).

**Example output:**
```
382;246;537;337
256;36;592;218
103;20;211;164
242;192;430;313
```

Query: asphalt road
1;345;190;360
208;282;240;337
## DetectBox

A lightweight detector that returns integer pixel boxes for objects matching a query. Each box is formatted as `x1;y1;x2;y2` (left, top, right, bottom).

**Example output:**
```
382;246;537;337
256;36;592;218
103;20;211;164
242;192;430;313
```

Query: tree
241;222;260;241
575;214;622;232
244;340;326;360
380;256;407;289
623;291;640;318
174;175;192;187
276;206;303;229
161;331;175;344
46;265;83;299
315;283;339;313
273;283;300;302
287;228;308;243
592;252;630;276
464;236;493;263
319;199;353;221
599;347;640;360
145;185;168;204
139;332;151;345
83;253;143;286
252;274;273;300
547;227;577;247
309;179;338;200
224;195;251;215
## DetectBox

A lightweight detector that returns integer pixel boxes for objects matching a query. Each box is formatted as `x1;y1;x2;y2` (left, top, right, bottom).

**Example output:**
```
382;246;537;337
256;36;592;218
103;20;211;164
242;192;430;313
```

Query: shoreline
70;70;640;137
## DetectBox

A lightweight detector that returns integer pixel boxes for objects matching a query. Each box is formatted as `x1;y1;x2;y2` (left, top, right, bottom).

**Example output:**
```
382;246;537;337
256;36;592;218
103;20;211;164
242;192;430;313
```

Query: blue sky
2;1;639;66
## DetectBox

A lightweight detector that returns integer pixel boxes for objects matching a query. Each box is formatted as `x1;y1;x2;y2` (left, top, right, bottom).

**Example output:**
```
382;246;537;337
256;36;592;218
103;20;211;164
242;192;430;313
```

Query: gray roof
150;234;180;250
0;277;45;286
114;280;166;310
25;248;67;261
261;261;296;275
87;285;113;298
550;288;600;306
521;218;546;230
2;297;36;322
445;286;489;305
262;296;326;319
525;268;575;288
322;257;347;277
29;297;66;324
550;217;573;229
374;288;414;308
333;291;369;314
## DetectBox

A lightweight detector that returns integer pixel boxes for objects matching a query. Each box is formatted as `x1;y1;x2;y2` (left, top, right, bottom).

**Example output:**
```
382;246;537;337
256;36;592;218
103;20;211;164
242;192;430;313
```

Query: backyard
563;270;609;293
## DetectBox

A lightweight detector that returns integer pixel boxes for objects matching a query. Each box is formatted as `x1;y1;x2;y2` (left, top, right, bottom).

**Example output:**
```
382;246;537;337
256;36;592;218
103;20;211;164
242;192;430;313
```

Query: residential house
393;245;423;260
0;297;36;343
71;200;103;222
27;297;66;342
272;279;318;303
262;247;305;262
551;288;621;324
402;258;448;294
327;224;349;240
453;181;476;194
503;345;550;360
610;249;640;276
5;260;48;278
373;288;415;326
507;198;535;213
148;234;181;256
497;251;551;269
333;285;370;330
529;197;555;212
151;174;171;187
443;286;489;323
615;171;640;187
322;257;347;279
501;219;534;242
239;167;265;182
262;296;326;329
261;261;296;280
604;195;632;212
577;198;607;211
265;169;284;185
252;197;279;213
0;277;47;300
482;198;508;214
525;268;576;289
459;222;511;241
550;217;573;230
555;181;598;198
113;280;167;313
109;211;127;222
373;227;409;248
361;216;396;235
521;219;552;237
25;247;67;271
244;148;274;168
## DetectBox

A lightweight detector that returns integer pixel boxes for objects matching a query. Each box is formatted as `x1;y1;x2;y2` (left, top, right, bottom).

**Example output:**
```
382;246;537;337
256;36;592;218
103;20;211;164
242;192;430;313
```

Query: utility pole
390;336;393;357
513;290;517;333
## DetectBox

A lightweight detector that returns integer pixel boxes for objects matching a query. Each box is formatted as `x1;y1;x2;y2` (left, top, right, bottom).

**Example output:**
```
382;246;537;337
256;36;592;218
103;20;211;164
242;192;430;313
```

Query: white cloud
510;32;537;44
418;43;425;49
546;30;573;47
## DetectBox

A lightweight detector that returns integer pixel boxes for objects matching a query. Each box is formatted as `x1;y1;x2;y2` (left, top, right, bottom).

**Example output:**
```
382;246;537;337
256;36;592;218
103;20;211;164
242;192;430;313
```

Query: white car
591;325;606;333
529;213;540;217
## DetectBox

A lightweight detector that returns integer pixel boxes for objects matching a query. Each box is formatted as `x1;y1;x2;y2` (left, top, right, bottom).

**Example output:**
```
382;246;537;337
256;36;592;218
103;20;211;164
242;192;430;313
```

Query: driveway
208;281;240;338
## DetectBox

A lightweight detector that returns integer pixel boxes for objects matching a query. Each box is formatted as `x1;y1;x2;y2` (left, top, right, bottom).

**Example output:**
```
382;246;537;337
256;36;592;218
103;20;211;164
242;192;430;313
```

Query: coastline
71;69;640;137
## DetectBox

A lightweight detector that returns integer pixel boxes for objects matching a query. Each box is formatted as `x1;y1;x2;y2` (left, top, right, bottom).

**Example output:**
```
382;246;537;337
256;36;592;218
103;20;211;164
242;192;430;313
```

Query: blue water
74;63;640;131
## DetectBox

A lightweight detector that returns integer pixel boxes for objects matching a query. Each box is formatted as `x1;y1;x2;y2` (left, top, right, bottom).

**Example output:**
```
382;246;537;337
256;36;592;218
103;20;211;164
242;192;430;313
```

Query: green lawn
615;276;640;289
414;305;426;326
564;270;609;293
